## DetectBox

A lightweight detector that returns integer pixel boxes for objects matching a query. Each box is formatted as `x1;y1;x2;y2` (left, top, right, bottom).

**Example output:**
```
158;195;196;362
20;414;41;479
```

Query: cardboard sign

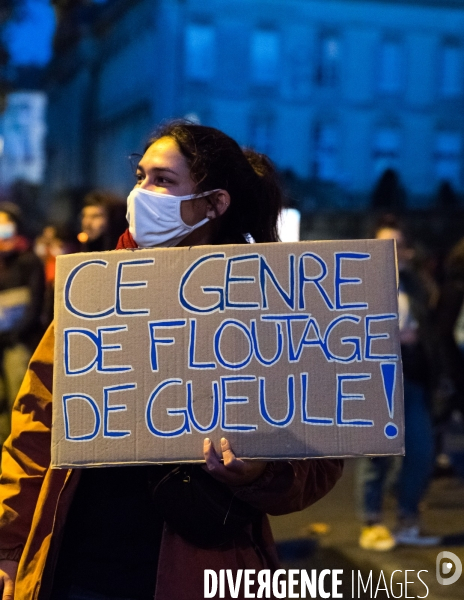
51;240;404;467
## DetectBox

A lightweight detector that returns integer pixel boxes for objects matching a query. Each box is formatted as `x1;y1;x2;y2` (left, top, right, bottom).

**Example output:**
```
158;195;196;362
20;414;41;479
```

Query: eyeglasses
128;153;143;176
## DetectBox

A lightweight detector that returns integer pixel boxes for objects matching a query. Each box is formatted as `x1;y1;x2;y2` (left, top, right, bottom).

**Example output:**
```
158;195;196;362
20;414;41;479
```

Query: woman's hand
203;437;268;486
0;560;17;600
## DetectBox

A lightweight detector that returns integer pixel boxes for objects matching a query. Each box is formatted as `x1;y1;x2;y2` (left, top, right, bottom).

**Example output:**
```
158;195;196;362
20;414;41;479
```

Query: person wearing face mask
357;215;439;551
0;202;45;450
0;122;343;600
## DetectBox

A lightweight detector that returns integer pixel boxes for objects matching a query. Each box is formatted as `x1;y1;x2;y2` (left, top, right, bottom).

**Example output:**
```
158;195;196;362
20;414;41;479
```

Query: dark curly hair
146;121;284;244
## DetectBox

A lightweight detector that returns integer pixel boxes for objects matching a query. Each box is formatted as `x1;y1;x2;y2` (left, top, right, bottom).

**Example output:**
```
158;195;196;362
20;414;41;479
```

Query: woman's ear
205;190;230;220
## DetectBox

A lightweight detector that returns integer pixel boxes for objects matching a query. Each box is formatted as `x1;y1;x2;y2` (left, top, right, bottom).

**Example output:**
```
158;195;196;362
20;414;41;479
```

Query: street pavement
269;459;464;599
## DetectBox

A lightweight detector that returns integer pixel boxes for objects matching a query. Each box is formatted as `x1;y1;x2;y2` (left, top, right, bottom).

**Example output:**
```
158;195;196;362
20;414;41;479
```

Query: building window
184;24;215;82
314;124;339;181
440;43;463;98
378;40;403;94
0;92;46;185
434;131;462;188
249;116;274;156
250;30;280;85
372;127;401;177
316;34;340;87
283;40;312;100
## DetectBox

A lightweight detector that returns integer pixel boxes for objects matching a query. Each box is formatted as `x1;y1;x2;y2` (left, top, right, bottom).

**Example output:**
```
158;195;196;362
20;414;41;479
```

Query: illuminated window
435;131;462;188
314;124;339;181
440;44;463;98
249;116;274;156
373;127;401;177
378;40;403;94
316;35;340;87
251;30;280;85
184;24;215;82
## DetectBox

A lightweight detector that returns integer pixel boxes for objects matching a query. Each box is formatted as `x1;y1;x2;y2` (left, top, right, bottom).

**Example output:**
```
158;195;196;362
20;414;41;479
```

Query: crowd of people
0;120;462;598
0;191;127;450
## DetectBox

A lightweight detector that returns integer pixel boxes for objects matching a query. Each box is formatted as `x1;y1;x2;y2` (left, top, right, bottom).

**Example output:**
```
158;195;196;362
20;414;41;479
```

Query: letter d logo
436;551;462;585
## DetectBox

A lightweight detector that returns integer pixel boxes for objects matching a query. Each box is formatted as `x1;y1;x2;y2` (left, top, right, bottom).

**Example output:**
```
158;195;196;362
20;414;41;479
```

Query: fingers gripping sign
203;437;267;486
0;560;17;600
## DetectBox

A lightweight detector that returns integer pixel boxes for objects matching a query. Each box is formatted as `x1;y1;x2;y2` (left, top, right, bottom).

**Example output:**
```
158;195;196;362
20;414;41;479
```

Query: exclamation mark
381;362;398;439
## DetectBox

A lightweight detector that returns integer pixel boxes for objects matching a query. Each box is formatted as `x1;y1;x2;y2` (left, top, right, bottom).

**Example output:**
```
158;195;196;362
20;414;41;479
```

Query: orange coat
0;324;344;600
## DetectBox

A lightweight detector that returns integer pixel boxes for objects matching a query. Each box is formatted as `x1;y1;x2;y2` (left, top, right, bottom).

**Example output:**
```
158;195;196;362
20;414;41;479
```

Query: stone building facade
45;0;464;220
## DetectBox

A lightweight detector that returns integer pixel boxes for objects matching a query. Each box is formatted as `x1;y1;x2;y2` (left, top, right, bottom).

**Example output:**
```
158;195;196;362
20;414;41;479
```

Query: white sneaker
395;525;440;547
359;524;396;551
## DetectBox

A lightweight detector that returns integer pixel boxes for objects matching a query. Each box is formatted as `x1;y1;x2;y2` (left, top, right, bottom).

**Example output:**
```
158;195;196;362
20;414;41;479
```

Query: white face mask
0;222;16;240
126;188;219;248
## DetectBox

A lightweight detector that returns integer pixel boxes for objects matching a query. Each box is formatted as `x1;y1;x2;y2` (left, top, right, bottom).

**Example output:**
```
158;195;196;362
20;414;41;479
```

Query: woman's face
134;136;207;227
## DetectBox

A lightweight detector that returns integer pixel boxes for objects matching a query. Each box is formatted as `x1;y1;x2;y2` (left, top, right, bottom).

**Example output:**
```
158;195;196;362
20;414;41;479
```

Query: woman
0;122;343;600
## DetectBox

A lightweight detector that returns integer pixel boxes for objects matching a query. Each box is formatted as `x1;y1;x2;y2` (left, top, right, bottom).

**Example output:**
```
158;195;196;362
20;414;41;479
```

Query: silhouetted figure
371;169;405;210
436;181;459;209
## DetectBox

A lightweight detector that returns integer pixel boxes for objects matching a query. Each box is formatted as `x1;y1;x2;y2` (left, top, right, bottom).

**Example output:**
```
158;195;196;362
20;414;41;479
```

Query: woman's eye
156;177;171;185
134;172;173;186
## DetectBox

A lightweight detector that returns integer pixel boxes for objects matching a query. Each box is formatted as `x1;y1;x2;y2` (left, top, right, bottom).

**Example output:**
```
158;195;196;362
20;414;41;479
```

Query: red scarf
0;235;30;255
116;229;138;250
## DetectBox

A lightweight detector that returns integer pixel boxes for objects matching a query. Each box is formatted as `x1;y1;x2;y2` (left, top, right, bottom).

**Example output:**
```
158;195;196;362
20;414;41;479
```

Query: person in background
78;190;127;252
436;236;464;478
0;202;45;449
357;215;439;550
34;224;77;328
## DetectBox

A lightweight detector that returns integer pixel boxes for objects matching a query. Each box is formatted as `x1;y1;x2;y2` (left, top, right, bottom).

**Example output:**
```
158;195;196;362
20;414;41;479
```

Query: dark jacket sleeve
231;458;344;516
